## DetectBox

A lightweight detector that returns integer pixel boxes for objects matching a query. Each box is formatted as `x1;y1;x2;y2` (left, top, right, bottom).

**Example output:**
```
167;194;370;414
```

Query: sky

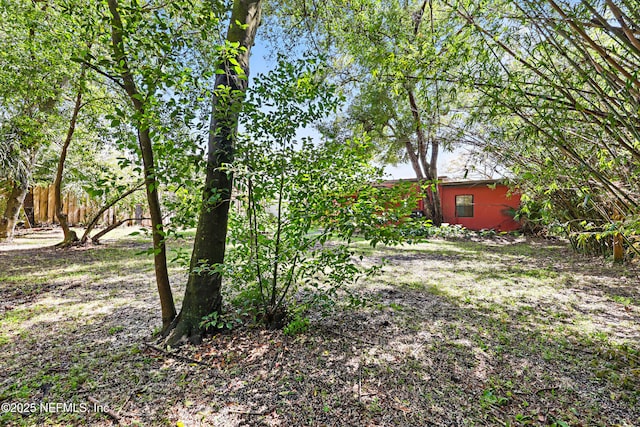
247;38;491;181
384;148;461;180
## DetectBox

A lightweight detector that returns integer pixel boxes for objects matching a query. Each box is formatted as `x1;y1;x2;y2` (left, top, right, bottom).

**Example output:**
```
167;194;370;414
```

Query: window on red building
455;195;474;217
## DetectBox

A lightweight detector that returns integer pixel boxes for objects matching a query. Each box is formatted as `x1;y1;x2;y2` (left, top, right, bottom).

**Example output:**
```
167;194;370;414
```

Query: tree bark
404;140;425;180
0;180;29;241
54;73;84;247
91;217;150;244
107;0;177;329
428;134;443;225
406;86;442;224
80;182;143;244
165;0;263;346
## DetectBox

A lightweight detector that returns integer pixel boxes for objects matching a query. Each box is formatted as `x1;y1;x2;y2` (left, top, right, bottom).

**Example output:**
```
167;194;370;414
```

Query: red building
387;178;521;232
439;179;520;231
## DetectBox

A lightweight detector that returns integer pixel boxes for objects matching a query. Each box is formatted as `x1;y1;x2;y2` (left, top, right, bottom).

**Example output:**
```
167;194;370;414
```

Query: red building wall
439;182;520;231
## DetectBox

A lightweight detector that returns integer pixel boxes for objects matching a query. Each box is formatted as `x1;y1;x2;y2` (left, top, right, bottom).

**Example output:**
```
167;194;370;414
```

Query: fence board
38;186;48;224
33;187;41;222
26;185;146;227
47;184;55;223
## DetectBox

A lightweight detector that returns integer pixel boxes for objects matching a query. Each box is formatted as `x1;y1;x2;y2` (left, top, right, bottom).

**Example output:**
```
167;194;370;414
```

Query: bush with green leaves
199;310;242;332
219;57;417;329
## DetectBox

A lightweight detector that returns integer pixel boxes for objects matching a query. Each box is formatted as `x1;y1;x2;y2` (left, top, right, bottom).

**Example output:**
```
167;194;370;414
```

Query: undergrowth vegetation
1;230;638;426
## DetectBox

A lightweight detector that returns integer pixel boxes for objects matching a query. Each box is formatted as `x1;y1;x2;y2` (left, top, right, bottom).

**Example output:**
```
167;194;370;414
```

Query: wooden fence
25;185;148;227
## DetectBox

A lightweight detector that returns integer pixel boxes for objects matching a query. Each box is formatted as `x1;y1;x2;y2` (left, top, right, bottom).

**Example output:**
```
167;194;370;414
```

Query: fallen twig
534;386;559;395
91;217;152;243
143;342;210;366
228;408;272;416
88;396;121;424
118;385;144;413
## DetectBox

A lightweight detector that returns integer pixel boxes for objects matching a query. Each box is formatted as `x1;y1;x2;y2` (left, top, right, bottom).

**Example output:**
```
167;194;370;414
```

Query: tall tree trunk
137;127;177;330
165;0;263;346
0;180;29;241
406;86;442;224
54;74;84;247
428;134;443;225
107;0;176;330
408;0;443;225
404;140;425;180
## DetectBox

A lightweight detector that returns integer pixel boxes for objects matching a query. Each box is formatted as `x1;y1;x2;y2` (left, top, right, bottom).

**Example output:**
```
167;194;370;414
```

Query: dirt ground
0;228;639;426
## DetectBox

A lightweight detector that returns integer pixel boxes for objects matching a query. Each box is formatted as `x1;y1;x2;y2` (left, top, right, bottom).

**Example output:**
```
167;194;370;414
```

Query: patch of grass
108;325;124;335
0;273;51;285
283;316;310;336
399;281;425;291
520;267;558;279
367;397;382;413
611;295;635;306
388;302;404;311
0;307;33;325
424;283;447;296
479;388;509;409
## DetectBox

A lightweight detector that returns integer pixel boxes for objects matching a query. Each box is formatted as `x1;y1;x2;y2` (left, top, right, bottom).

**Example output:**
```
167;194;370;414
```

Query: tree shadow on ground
0;235;638;426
